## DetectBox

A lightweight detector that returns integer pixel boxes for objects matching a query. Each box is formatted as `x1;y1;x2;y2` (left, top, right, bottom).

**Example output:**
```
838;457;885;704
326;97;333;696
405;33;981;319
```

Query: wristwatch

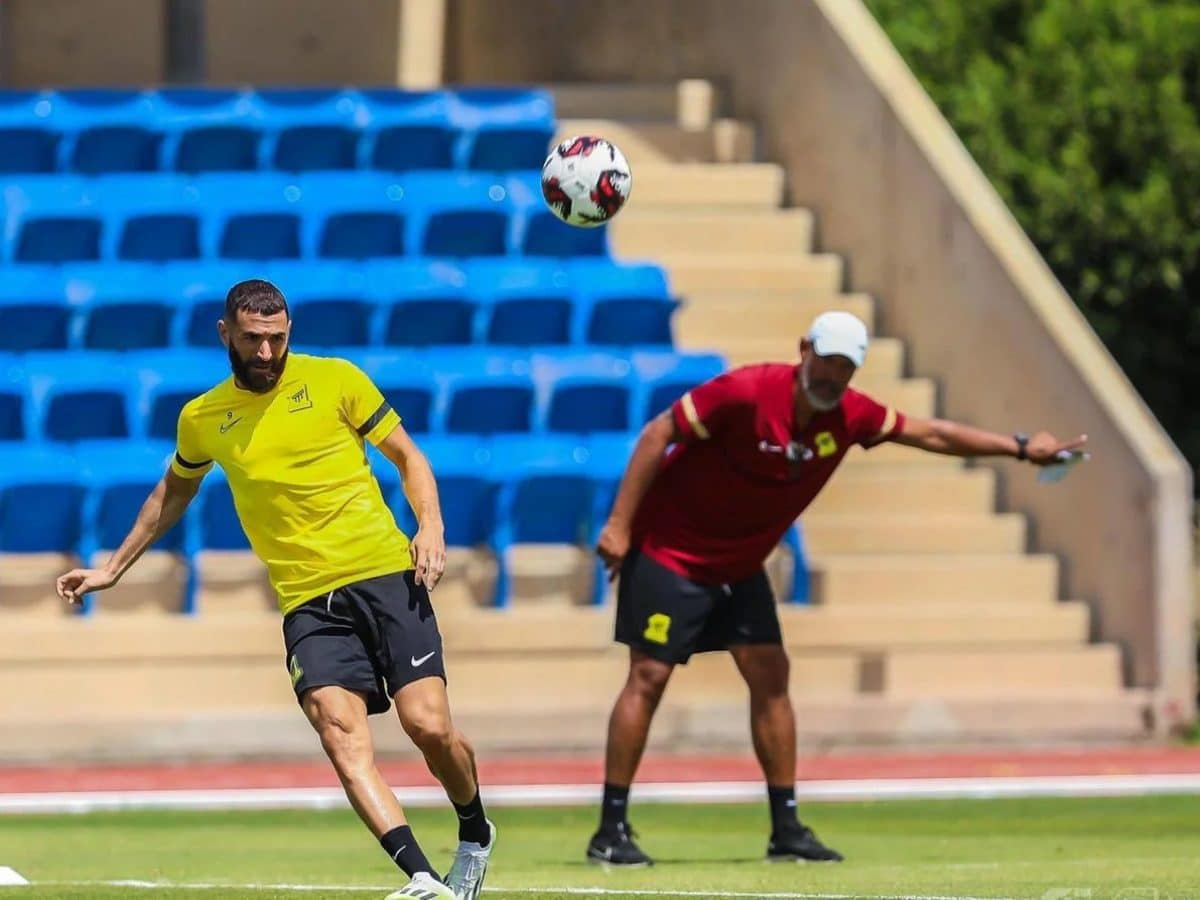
1014;433;1029;461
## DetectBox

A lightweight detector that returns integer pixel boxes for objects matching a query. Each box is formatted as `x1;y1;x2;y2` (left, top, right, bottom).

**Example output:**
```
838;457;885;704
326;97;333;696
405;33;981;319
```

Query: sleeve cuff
360;407;402;446
170;452;213;479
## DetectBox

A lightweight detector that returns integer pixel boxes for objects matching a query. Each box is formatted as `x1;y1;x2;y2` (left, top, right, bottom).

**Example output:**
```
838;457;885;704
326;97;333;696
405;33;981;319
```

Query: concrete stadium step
554;119;756;164
801;513;1027;555
884;646;1125;698
549;82;686;120
630;164;784;209
809;554;1060;605
612;209;815;256
779;601;1089;648
843;442;964;469
661;253;843;295
675;294;873;344
808;468;997;516
717;336;906;378
0;689;1152;763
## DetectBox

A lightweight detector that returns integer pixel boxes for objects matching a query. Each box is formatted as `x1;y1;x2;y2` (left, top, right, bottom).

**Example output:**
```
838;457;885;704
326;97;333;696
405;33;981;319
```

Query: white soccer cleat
445;819;497;900
383;870;456;900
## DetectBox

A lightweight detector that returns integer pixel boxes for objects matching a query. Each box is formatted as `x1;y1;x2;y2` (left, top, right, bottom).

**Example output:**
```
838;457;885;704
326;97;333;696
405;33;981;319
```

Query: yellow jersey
171;352;411;614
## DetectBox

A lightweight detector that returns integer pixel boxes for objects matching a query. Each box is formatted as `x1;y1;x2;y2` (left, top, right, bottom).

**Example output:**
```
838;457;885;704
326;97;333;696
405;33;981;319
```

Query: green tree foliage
866;0;1200;479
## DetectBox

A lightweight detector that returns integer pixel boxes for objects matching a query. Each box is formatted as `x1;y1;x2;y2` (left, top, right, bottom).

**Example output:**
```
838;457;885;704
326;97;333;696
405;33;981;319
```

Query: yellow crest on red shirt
815;431;838;458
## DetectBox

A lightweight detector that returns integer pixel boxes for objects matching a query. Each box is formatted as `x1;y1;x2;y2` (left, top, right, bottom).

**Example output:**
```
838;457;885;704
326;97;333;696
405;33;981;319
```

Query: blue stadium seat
0;266;69;350
572;262;677;346
6;180;102;263
406;173;513;258
318;211;406;259
360;352;438;434
465;258;572;343
532;352;635;434
0;90;58;173
358;89;454;172
0;445;85;552
288;292;375;347
131;349;227;440
521;210;609;258
63;263;173;350
79;439;180;553
193;173;303;259
117;213;201;262
632;351;726;423
489;434;609;606
0;355;26;440
257;88;360;172
23;352;133;441
54;90;161;174
365;259;472;346
466;126;555;171
156;88;261;173
438;349;535;434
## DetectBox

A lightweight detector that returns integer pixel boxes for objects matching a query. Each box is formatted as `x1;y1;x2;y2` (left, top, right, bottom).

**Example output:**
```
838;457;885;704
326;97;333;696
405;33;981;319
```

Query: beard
229;345;288;393
801;363;844;412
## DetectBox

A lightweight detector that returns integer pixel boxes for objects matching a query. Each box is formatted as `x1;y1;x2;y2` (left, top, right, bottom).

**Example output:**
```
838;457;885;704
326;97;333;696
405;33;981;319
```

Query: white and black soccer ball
540;135;632;228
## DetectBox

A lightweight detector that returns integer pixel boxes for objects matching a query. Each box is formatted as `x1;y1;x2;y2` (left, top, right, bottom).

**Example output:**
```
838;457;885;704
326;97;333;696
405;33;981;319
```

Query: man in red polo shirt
586;311;1088;866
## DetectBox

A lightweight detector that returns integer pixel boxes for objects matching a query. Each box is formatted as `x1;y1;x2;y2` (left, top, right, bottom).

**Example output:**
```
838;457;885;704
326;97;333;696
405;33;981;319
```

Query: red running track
2;747;1200;794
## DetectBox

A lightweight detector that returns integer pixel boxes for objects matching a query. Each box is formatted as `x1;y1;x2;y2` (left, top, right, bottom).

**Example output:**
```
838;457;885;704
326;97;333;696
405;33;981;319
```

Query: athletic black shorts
614;549;782;665
281;570;445;716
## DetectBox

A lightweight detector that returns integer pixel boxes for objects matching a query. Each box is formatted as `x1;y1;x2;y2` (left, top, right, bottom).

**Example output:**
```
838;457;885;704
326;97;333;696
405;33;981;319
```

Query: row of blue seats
0;173;599;262
0;87;554;174
0;348;723;442
0;434;806;610
0;259;672;351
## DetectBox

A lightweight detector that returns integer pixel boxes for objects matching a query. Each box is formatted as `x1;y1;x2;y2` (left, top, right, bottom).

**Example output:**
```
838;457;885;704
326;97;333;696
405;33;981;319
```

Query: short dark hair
224;279;289;323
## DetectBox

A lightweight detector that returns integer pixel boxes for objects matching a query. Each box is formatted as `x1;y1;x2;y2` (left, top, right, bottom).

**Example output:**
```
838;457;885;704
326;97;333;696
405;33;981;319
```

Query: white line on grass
31;882;1015;900
2;773;1200;815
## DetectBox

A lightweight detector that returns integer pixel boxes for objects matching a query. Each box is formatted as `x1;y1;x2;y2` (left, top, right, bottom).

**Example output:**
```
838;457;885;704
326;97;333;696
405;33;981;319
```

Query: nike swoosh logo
219;417;244;434
411;651;436;667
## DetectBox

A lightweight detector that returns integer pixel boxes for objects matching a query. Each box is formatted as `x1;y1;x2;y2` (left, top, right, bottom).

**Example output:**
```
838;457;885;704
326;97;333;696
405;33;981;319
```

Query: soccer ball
541;135;632;227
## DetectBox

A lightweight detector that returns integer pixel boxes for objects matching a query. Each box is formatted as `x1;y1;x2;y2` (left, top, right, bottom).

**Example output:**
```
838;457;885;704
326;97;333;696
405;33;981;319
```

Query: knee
402;706;456;756
627;660;672;705
743;650;791;700
311;706;371;773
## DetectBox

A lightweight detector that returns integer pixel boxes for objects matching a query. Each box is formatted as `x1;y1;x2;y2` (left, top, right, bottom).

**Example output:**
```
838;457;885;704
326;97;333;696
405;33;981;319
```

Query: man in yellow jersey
55;280;492;900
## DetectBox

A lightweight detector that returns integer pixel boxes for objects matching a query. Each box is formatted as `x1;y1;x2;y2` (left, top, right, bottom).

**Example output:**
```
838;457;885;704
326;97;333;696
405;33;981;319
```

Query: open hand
1026;432;1088;466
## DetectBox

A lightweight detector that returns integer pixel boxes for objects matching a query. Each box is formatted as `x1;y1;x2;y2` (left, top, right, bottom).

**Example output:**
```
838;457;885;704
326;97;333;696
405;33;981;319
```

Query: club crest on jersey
287;384;313;412
815;431;838;458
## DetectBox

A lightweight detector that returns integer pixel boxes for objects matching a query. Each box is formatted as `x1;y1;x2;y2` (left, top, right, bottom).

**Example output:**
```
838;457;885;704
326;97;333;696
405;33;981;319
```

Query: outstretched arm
55;470;202;606
892;417;1088;465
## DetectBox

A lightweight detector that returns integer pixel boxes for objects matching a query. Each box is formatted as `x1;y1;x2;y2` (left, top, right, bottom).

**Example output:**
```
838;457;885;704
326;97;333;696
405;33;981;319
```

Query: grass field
0;797;1197;899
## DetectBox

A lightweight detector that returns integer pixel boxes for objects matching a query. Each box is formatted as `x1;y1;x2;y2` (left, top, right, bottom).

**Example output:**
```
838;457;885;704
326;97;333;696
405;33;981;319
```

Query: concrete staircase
0;82;1151;761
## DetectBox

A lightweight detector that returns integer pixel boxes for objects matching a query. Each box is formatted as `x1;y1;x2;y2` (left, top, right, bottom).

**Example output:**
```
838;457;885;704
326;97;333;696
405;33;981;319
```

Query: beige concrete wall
2;0;164;86
205;0;401;85
450;0;1196;727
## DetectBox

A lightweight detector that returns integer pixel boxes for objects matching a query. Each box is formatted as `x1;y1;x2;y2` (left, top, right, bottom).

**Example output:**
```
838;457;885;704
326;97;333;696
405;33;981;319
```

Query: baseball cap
807;311;868;368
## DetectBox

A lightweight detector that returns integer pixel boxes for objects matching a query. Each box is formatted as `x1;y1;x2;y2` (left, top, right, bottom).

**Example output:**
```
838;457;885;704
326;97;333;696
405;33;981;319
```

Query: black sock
452;789;491;846
600;782;630;832
767;784;799;834
380;825;437;879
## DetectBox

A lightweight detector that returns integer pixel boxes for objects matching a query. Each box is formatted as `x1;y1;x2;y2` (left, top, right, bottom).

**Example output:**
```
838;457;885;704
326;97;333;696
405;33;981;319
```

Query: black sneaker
586;822;653;866
766;823;844;862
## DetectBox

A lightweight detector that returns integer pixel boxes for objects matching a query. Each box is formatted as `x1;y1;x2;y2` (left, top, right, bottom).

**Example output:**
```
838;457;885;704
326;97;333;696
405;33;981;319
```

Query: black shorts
614;549;782;665
282;570;445;716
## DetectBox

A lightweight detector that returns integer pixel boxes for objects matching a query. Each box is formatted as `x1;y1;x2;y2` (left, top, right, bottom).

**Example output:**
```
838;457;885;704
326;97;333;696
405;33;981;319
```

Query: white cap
807;311;868;368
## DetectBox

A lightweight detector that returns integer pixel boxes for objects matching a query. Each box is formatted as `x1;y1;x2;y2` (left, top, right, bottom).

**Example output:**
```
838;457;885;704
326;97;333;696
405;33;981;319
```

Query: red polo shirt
632;363;904;584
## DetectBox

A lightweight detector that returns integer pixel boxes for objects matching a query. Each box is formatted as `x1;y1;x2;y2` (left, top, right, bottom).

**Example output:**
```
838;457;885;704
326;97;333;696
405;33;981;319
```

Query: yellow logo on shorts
288;654;304;686
643;613;672;645
815;431;838;458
